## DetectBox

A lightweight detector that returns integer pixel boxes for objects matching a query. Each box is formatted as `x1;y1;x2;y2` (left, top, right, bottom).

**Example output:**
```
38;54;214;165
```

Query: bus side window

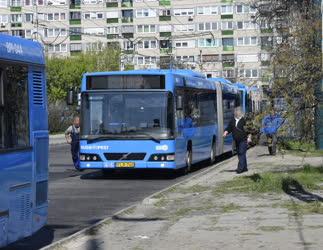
0;69;3;148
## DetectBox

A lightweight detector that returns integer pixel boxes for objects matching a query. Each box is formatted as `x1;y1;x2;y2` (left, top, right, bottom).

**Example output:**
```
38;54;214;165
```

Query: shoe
236;169;243;174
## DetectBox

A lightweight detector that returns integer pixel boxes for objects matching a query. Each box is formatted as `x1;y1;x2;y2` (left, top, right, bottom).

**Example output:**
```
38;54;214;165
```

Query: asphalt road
4;144;227;250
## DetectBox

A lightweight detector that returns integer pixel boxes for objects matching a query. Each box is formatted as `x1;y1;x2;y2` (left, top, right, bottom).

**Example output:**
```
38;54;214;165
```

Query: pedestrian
223;107;251;174
65;115;81;170
261;110;284;155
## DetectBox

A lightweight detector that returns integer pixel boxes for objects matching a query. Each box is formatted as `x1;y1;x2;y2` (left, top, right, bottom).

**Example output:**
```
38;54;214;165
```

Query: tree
251;0;322;143
46;46;121;101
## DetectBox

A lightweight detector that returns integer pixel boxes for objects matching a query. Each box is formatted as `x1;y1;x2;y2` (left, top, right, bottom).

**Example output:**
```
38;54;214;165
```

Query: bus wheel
185;148;192;174
210;141;216;165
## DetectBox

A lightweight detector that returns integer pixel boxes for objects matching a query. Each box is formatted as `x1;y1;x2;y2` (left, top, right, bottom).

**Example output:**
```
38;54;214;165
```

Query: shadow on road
282;178;323;203
2;226;54;250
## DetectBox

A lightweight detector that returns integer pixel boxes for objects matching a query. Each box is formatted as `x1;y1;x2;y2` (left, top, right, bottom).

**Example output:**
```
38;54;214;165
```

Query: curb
41;150;244;250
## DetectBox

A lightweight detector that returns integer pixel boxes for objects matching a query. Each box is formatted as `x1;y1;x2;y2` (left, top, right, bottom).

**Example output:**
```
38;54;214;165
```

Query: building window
196;6;218;15
174;40;195;48
136;9;156;18
107;26;119;34
221;5;233;14
137;40;158;49
221;21;233;30
198;38;219;48
237;37;258;46
137;24;156;33
198;22;218;31
70;43;82;51
239;69;258;78
174;24;194;32
173;8;194;16
0;0;8;7
0;14;8;23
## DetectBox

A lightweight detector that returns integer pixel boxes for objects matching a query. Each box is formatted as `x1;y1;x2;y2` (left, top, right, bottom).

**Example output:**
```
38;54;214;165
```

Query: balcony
69;4;81;9
122;49;134;54
221;30;234;36
122;33;133;38
261;61;271;66
106;2;118;7
107;18;119;23
223;45;234;51
107;34;119;39
261;28;273;33
122;17;133;23
159;16;171;22
121;0;133;7
159;0;171;6
11;23;22;27
70;35;82;41
222;61;235;68
70;19;81;25
221;0;233;3
10;6;22;12
221;14;233;19
160;32;171;38
160;48;172;54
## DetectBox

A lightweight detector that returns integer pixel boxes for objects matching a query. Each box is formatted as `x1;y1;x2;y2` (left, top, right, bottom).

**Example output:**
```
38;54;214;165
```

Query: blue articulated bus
0;35;48;247
235;82;251;113
79;70;241;173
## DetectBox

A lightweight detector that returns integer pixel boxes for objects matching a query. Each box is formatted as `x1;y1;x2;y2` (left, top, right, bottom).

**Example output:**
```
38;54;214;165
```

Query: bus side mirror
67;89;74;105
176;95;183;110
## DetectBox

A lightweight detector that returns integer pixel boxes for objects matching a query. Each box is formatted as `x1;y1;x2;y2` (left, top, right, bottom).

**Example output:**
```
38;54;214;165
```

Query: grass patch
258;226;285;232
280;140;323;157
154;198;169;208
213;165;323;195
282;201;323;215
221;203;242;213
179;184;210;194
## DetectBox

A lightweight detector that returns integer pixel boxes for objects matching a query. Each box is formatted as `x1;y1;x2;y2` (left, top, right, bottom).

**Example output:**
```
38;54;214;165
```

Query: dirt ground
56;146;323;250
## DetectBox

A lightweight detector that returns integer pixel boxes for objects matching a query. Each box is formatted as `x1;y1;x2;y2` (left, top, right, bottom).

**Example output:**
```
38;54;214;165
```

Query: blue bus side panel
28;66;49;233
0;151;33;245
32;133;49;233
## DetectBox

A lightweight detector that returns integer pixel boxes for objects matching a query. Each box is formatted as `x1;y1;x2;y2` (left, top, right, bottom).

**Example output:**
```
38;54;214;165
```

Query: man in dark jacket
223;107;250;174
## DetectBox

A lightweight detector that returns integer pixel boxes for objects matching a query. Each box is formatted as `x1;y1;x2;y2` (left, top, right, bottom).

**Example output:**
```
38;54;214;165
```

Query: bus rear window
86;75;165;90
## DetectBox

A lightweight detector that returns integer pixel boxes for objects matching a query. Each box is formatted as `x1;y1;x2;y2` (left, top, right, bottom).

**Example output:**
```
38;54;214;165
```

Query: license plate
115;162;135;168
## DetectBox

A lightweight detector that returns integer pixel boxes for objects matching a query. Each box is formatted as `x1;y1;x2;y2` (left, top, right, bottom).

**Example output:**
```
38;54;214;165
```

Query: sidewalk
49;134;66;145
50;146;323;250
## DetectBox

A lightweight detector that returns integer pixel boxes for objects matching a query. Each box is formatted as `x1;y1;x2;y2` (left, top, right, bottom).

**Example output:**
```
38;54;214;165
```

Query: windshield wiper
130;132;161;143
84;134;125;144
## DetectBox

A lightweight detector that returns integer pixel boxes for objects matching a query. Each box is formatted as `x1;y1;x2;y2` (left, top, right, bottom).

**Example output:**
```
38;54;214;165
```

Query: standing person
261;110;284;155
223;107;251;174
65;115;81;170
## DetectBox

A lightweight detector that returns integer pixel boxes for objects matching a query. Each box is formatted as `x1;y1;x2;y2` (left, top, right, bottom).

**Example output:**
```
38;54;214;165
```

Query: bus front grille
104;153;146;161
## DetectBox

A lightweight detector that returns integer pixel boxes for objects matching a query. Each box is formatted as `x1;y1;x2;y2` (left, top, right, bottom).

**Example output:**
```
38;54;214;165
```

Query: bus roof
209;77;233;85
0;34;45;65
84;69;206;79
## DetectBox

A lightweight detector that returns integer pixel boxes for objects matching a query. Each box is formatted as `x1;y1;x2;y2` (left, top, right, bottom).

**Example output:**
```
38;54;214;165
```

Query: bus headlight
148;154;175;162
80;153;102;162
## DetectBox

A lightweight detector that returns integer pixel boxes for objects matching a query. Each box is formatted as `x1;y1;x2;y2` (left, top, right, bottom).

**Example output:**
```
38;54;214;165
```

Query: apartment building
0;0;273;85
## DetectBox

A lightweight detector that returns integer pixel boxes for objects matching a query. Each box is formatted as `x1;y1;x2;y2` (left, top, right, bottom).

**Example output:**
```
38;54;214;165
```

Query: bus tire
185;147;192;174
210;140;216;165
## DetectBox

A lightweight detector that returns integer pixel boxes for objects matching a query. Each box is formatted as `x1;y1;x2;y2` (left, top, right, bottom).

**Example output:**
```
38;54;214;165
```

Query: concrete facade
0;0;273;85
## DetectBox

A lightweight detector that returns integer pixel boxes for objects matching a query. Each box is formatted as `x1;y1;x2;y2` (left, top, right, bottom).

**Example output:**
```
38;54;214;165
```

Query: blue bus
78;70;241;173
0;35;48;247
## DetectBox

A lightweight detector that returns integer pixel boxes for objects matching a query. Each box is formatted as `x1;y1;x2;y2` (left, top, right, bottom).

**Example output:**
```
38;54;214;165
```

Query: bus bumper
79;161;177;170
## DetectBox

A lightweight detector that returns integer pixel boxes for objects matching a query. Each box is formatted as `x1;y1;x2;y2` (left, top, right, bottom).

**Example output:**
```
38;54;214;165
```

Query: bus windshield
81;91;174;140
